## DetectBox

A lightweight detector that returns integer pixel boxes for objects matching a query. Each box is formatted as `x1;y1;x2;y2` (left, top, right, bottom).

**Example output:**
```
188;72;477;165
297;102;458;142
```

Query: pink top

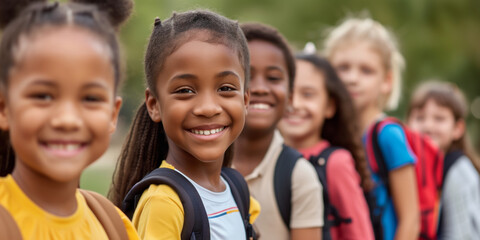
300;141;374;240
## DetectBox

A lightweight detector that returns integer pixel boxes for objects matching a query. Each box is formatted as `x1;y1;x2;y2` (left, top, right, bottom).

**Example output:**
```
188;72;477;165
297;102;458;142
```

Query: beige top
242;130;323;240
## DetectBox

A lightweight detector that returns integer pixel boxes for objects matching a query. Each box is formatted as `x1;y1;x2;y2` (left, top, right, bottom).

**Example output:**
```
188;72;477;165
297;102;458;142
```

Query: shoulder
136;184;184;213
445;155;480;185
292;158;321;183
132;184;184;239
377;122;405;140
326;149;357;176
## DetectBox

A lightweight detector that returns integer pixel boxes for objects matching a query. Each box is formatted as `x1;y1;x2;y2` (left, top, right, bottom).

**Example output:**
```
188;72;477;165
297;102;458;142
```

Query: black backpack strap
308;146;351;240
371;120;390;193
273;144;302;229
443;150;463;180
221;167;256;240
122;168;210;240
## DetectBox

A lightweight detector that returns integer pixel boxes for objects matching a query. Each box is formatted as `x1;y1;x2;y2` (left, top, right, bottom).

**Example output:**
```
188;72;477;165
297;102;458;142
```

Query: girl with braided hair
109;9;260;240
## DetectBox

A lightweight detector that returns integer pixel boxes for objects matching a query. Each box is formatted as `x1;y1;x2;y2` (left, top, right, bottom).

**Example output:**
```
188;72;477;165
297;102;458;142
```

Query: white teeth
191;127;225;136
250;103;270;110
47;143;81;151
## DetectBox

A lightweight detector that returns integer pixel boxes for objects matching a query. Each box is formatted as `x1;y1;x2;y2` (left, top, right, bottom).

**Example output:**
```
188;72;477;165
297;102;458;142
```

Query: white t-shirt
175;170;246;240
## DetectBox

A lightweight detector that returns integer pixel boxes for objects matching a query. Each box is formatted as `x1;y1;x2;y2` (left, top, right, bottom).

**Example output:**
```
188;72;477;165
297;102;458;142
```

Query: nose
249;75;269;96
192;91;222;118
50;101;83;131
291;91;303;110
422;117;435;135
341;68;359;86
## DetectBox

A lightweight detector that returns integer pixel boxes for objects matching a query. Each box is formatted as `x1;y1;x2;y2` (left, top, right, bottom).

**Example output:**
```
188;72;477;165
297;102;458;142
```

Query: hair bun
0;0;47;28
72;0;134;27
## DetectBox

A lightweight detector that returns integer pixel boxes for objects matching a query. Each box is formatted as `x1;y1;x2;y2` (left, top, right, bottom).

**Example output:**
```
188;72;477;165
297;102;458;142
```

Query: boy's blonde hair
323;17;405;111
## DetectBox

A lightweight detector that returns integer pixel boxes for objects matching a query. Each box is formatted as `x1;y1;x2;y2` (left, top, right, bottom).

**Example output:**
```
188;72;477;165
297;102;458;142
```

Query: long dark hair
108;10;250;207
0;0;132;177
296;54;374;191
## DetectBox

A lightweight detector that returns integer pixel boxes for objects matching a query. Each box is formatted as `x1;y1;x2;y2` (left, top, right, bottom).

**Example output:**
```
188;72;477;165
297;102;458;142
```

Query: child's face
146;39;248;163
245;40;289;133
330;41;391;112
0;27;121;182
278;60;335;147
408;99;463;152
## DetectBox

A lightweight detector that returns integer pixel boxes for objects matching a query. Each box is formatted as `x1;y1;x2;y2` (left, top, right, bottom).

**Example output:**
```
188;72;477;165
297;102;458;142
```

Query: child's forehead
14;26;111;64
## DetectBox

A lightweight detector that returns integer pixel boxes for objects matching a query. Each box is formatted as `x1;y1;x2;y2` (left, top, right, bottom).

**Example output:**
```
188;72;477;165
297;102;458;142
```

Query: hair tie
154;17;161;27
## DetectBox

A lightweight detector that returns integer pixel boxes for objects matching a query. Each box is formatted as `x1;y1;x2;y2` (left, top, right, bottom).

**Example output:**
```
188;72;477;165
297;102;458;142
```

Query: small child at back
108;10;259;240
407;80;480;240
324;17;420;240
0;0;138;239
232;23;324;240
278;53;374;240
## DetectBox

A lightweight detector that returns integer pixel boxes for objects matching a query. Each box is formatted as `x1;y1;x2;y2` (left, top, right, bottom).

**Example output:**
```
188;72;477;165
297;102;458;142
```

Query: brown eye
30;93;53;102
218;86;235;92
175;88;195;94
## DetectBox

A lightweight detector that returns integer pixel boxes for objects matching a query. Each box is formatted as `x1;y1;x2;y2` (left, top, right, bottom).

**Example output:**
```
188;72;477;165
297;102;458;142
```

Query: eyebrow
266;66;286;73
27;79;57;88
82;81;109;90
216;71;240;80
170;71;241;82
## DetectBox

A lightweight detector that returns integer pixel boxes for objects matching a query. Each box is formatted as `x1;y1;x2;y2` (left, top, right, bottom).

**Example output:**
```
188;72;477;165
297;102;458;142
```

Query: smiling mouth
41;142;87;157
249;103;271;110
190;127;225;136
49;143;82;151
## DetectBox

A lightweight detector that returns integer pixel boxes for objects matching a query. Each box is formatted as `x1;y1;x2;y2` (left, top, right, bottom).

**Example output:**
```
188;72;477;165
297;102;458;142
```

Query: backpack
273;144;301;229
274;145;350;239
0;189;129;240
307;146;353;240
121;167;255;240
365;117;443;240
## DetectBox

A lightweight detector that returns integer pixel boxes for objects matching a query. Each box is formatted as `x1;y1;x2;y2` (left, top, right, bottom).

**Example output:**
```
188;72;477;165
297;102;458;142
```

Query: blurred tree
118;0;480;150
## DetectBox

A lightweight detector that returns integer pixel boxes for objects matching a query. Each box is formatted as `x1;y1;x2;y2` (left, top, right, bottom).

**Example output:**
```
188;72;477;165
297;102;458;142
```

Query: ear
0;92;9;131
244;88;250;116
452;119;465;141
145;88;162;122
381;70;393;96
109;96;122;133
325;97;337;119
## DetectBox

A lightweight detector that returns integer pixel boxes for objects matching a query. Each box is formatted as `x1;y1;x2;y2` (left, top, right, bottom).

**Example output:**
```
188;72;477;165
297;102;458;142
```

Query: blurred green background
80;0;480;196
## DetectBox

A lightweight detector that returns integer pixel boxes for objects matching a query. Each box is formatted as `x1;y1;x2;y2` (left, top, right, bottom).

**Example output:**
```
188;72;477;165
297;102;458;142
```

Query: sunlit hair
323;17;405;111
407;80;480;173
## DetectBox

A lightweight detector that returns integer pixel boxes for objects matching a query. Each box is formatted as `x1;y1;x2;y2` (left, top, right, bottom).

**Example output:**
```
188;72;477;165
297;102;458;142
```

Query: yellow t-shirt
0;175;139;240
132;161;261;239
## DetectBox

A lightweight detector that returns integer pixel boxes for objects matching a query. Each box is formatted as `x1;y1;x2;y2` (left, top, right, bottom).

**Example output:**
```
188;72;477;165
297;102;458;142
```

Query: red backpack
366;117;443;240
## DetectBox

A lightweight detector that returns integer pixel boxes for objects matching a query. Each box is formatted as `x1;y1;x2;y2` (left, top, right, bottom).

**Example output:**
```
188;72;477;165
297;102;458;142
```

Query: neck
12;163;78;217
166;150;225;192
359;105;383;133
284;134;321;150
232;129;274;176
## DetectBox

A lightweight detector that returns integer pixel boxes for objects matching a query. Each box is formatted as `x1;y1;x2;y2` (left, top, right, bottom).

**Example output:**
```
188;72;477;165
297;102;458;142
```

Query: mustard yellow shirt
0;175;139;240
132;161;260;239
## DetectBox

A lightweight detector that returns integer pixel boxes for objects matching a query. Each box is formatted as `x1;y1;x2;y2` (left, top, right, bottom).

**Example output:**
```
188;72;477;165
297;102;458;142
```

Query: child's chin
46;168;84;184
